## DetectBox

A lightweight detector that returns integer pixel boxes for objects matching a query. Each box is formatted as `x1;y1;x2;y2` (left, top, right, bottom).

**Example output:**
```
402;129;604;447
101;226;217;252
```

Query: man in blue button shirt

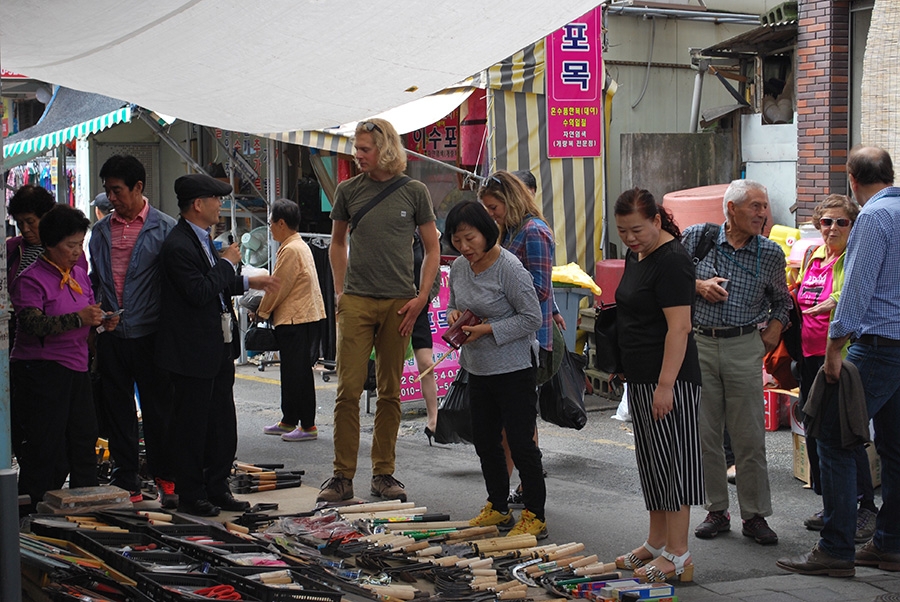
778;146;900;577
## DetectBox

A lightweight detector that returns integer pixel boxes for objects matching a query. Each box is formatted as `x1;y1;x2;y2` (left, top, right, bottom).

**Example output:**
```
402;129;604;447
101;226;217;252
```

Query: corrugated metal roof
701;22;797;57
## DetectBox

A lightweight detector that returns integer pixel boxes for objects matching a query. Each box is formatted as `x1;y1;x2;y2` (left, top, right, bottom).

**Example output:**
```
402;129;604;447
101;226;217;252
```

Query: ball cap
91;192;113;212
174;173;233;203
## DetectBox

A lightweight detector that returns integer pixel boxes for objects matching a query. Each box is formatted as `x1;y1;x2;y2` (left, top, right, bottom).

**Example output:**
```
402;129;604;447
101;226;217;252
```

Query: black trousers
167;345;238;504
470;367;545;519
274;322;318;429
12;360;98;507
96;333;175;491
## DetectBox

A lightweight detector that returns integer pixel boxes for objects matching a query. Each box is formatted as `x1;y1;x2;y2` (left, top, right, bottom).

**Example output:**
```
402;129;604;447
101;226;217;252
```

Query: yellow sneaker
507;509;548;540
469;502;515;530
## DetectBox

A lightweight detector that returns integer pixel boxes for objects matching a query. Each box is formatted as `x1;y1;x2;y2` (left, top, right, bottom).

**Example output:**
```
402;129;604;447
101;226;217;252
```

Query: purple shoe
282;426;318;441
263;422;295;436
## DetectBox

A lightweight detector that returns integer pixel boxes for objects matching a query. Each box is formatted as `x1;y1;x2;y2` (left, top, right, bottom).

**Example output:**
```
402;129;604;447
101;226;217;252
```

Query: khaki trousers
696;330;773;520
332;294;411;479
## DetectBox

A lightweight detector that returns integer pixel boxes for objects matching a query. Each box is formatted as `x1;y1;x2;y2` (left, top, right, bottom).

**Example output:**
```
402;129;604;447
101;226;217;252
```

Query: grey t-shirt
448;248;541;376
331;173;436;298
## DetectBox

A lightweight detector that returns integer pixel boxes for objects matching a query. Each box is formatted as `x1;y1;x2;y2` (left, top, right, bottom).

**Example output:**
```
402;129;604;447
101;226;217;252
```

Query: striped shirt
682;223;791;328
16;243;43;277
830;186;900;340
503;216;554;350
109;201;149;306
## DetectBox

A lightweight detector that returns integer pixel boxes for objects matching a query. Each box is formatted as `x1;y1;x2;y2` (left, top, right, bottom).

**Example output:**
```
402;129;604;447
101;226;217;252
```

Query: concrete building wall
620;132;734;208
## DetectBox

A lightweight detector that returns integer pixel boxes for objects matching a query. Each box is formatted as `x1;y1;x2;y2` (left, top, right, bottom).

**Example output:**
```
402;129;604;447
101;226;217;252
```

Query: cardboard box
790;396;806;436
793;432;882;489
866;442;882;488
793;432;811;484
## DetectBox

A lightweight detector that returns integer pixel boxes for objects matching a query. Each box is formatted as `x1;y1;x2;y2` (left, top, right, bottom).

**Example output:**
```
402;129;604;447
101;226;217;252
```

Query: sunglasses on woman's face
819;217;851;228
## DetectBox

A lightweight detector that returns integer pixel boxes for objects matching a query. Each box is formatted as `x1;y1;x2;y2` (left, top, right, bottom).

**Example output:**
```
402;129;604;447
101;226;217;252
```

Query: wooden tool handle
138;511;172;522
446;526;500;541
234;461;265;472
546;542;585;560
414;349;453;382
568;554;598;568
474;534;537;553
497;586;529;599
363;585;418;601
574;562;618;576
339;501;415;515
415;545;443;557
491;581;523;592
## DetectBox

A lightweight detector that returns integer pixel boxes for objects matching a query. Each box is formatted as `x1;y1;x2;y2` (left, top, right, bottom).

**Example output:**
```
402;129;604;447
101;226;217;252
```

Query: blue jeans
818;342;900;560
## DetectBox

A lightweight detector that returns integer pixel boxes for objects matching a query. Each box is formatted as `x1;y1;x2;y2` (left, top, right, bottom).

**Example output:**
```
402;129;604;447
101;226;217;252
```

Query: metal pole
0;50;24;602
55;145;67;204
404;148;483;184
689;61;707;134
0;469;22;601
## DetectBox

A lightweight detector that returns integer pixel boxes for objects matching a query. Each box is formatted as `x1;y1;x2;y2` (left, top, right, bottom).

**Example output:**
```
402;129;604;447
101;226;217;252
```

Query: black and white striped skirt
628;381;705;512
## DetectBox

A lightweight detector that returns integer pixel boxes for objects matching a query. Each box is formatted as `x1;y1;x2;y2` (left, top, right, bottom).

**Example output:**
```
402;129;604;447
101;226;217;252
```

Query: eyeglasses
819;217;851;228
362;121;383;134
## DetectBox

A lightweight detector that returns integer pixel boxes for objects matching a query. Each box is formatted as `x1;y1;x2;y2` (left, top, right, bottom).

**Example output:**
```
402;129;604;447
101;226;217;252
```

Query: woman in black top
613;188;704;583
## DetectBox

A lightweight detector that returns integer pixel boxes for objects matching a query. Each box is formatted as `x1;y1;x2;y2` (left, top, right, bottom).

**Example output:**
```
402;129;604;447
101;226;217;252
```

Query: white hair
722;179;767;218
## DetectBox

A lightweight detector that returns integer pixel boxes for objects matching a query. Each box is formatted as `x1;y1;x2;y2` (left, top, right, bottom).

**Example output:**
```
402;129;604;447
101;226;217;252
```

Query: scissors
193;585;242;600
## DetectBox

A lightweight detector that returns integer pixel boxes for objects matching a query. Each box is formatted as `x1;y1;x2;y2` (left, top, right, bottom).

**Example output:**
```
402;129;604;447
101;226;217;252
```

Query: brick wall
795;0;851;222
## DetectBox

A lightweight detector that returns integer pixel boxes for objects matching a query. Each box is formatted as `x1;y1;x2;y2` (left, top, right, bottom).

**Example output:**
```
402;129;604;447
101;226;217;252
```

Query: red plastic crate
763;389;794;431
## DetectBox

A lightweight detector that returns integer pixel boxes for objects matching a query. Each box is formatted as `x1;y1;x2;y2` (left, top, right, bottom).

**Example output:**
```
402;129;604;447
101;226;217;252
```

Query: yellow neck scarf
42;255;84;295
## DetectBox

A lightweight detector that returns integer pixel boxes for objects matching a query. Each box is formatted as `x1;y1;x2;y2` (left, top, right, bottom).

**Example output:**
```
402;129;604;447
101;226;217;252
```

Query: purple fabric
11;258;94;372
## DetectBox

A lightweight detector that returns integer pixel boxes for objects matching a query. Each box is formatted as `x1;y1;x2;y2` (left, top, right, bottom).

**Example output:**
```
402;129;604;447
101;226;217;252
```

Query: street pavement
231;362;900;601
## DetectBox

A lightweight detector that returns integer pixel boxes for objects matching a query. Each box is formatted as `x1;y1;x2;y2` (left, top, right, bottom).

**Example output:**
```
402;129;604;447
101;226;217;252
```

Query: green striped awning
3;105;131;160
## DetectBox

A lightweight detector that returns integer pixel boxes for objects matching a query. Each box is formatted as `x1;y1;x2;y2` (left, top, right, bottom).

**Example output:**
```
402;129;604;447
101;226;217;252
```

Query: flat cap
174;173;233;203
91;192;113;212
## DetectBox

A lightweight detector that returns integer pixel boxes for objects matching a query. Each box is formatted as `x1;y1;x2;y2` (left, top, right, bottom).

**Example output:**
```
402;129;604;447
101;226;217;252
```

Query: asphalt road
231;361;880;589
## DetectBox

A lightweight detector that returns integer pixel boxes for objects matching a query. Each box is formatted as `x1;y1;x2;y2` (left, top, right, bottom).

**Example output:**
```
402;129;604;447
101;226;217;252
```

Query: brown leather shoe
776;543;855;577
856;540;900;571
316;473;354;503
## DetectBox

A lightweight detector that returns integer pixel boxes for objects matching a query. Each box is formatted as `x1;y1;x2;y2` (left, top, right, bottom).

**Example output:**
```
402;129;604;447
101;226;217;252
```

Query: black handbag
593;302;623;374
433;368;473;444
244;322;278;352
539;351;588;430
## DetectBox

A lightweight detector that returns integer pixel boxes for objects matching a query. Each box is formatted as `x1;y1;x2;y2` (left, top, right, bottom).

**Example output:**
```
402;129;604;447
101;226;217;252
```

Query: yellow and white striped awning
486;39;615;271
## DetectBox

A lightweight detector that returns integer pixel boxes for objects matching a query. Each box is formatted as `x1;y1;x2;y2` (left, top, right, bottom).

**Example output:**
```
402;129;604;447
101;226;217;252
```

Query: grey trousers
696;330;773;520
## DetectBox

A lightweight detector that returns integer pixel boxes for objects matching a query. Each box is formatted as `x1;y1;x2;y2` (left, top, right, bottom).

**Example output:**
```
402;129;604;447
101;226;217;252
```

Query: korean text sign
546;6;603;158
400;266;461;402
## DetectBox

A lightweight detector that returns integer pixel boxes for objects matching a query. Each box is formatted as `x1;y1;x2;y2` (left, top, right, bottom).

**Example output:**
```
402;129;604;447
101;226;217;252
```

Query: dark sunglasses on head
819;217;851;227
362;121;383;134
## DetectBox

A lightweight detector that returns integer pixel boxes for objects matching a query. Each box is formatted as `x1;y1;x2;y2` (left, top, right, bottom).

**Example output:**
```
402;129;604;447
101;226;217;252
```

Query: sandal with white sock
615;541;664;570
637;549;694;583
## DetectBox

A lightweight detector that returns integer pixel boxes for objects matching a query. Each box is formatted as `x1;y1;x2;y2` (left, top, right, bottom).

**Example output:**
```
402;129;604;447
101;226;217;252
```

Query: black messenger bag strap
349;176;411;235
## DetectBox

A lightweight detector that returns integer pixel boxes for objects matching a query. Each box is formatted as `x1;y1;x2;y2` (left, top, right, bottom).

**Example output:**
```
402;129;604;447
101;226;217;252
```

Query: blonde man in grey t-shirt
319;118;440;504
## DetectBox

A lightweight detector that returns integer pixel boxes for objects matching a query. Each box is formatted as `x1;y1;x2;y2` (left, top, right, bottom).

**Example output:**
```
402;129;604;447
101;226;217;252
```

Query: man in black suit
156;173;278;517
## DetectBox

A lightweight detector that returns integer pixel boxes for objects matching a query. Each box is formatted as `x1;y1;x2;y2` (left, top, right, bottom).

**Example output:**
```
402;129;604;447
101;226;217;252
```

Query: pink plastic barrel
662;184;729;230
594;259;625;306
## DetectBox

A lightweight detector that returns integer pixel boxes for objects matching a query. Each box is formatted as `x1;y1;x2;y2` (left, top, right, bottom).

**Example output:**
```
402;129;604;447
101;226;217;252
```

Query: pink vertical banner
546;6;603;158
400;267;461;402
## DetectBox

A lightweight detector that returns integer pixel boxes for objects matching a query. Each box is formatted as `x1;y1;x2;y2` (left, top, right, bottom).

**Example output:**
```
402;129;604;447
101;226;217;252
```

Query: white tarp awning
268;86;476;155
0;1;600;134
